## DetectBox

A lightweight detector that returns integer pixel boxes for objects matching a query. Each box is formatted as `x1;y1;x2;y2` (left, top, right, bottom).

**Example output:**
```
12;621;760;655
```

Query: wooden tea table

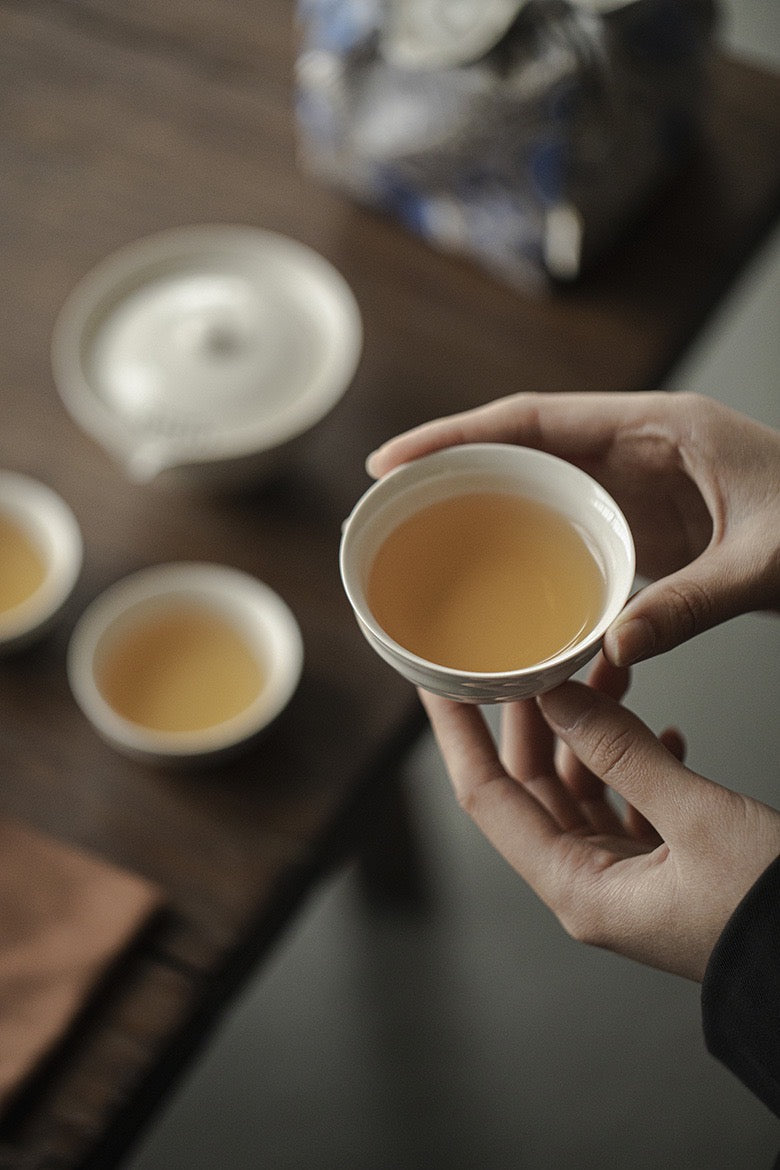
0;2;778;1165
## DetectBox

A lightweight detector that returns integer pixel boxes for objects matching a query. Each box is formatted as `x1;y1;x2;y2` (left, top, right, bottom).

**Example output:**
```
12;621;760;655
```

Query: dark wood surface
0;2;778;1166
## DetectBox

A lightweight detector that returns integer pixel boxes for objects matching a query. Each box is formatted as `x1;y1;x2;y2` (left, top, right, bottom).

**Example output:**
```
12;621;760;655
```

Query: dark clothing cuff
702;852;780;1116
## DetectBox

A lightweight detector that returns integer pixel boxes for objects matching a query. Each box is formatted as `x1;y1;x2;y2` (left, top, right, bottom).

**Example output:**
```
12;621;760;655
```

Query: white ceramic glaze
67;562;303;765
52;225;363;486
0;471;83;653
340;444;635;702
382;0;527;70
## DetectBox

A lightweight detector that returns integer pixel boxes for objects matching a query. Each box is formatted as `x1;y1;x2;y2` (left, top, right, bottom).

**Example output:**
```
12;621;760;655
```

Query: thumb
604;543;753;666
537;681;697;837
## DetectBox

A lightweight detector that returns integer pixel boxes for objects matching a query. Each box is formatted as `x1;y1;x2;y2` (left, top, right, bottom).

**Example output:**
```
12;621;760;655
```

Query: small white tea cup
0;471;83;653
340;444;635;702
67;562;303;765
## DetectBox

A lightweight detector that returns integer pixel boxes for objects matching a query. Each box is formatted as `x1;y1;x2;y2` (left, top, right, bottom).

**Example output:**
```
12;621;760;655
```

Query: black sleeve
701;852;780;1116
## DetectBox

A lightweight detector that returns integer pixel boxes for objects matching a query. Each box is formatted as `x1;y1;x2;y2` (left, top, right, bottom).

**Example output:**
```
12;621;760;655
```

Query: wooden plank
0;957;197;1168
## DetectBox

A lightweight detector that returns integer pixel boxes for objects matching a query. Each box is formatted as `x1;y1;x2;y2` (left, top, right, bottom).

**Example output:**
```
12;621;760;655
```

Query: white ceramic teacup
67;562;303;765
0;471;83;653
339;444;635;702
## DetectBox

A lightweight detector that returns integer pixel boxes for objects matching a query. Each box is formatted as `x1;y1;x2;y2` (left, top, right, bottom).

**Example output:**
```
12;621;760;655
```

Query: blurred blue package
295;0;718;288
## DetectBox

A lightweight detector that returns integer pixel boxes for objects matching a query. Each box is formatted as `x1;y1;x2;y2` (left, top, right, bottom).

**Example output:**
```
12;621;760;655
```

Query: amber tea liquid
367;491;605;672
99;605;264;733
0;512;46;616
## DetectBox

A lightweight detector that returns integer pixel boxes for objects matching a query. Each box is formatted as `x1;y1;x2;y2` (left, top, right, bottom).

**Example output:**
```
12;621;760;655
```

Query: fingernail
365;451;382;478
606;615;655;667
536;682;590;732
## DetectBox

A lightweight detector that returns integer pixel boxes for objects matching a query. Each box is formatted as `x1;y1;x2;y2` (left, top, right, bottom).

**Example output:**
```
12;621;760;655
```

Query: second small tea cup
67;562;303;766
0;470;83;654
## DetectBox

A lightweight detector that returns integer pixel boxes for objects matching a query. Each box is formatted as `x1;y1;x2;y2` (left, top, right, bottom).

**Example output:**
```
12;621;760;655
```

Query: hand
419;657;780;982
367;392;780;665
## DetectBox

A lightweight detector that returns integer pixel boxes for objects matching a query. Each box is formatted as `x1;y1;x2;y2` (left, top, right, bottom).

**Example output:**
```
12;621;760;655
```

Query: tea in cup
67;562;303;764
0;471;83;653
340;444;635;702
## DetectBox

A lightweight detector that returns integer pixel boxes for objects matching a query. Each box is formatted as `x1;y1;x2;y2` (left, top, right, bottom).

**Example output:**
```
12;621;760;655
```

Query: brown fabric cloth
0;815;163;1111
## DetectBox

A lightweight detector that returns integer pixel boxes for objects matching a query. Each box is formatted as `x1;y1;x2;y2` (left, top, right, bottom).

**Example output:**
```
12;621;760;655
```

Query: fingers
499;701;590;832
366;391;661;478
369;393;780;667
604;537;770;666
659;726;686;762
419;688;667;936
622;726;685;843
556;653;630;801
418;690;566;879
537;682;697;836
500;695;556;778
553;654;630;835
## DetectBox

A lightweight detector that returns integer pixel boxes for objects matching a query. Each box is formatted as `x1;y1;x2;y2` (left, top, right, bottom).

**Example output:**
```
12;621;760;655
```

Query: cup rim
340;443;635;684
67;561;303;761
